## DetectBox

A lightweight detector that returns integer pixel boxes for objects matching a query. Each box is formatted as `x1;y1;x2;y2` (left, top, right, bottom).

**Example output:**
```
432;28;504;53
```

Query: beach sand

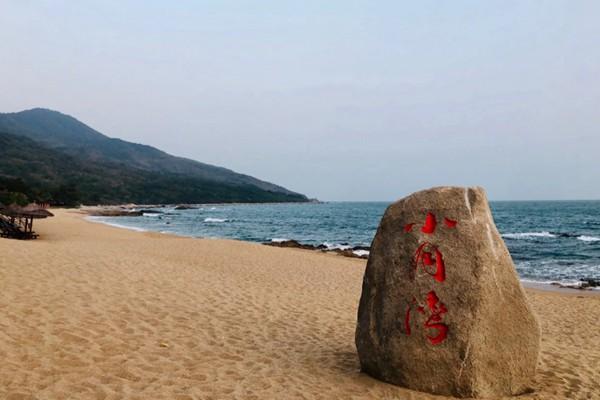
1;210;598;400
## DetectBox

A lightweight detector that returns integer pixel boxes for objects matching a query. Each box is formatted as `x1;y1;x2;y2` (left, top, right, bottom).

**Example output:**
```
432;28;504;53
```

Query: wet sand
1;209;598;399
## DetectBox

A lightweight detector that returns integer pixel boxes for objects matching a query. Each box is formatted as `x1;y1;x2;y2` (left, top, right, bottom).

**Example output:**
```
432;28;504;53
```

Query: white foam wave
322;242;352;251
520;278;560;285
353;249;370;257
578;235;600;242
143;213;161;217
86;217;148;232
204;217;227;223
271;238;290;243
502;231;556;239
520;278;600;291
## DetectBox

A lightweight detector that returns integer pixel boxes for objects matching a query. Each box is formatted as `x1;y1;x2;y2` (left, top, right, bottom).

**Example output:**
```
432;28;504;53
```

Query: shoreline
1;209;599;399
84;211;600;294
522;280;600;295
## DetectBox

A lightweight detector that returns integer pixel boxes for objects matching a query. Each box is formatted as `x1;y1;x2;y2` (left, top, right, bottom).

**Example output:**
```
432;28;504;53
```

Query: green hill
0;109;308;205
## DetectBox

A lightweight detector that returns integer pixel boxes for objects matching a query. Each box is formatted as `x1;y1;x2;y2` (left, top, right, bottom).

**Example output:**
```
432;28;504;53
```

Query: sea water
90;201;600;287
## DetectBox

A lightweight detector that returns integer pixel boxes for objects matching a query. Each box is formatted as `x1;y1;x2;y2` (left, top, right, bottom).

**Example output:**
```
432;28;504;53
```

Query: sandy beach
1;209;598;400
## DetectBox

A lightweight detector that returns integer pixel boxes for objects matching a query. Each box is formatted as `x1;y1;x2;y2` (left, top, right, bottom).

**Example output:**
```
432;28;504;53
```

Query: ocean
89;201;600;288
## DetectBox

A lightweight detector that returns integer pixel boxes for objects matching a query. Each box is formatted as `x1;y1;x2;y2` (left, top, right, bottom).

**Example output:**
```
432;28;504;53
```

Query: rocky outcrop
264;240;370;259
551;278;600;290
174;205;199;210
138;209;163;214
355;186;541;398
264;240;318;251
82;207;143;217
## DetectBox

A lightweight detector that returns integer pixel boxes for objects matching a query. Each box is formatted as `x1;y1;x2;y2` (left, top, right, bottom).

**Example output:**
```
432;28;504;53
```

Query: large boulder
355;186;540;398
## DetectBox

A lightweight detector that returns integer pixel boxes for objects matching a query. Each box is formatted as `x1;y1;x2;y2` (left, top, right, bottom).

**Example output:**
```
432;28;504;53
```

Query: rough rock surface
355;186;541;398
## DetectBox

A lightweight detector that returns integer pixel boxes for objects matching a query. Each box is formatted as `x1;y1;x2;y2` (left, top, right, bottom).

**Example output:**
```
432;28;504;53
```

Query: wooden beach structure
0;203;54;240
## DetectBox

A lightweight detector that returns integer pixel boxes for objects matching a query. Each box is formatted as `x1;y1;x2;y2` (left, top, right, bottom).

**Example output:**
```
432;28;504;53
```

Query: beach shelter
0;203;54;239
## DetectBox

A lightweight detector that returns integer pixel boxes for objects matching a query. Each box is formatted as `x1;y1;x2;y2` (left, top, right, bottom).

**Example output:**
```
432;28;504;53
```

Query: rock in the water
174;205;199;210
139;209;163;214
579;278;600;289
355;186;540;398
263;241;370;259
264;240;317;250
83;207;143;217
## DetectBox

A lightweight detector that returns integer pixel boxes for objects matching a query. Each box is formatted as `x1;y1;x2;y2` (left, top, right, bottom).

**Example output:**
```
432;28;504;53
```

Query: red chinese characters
414;242;445;282
404;291;449;345
421;212;437;234
422;291;448;345
444;217;458;228
403;212;456;345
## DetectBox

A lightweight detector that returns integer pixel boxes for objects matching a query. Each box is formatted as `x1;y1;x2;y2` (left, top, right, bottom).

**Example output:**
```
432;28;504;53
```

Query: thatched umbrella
20;203;54;218
1;203;50;217
0;203;53;235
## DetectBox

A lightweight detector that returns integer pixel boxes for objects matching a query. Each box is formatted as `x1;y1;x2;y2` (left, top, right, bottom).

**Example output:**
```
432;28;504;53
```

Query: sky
1;1;599;201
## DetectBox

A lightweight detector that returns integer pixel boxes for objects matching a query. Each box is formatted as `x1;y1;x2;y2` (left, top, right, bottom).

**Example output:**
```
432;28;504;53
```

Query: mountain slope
0;108;304;197
0;131;307;205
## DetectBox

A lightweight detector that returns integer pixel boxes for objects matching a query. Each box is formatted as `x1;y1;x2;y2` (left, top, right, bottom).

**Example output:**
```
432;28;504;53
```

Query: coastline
85;210;600;293
521;280;600;295
1;209;599;399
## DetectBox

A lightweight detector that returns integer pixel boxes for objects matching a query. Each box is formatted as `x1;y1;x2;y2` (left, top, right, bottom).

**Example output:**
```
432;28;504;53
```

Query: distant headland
0;108;309;206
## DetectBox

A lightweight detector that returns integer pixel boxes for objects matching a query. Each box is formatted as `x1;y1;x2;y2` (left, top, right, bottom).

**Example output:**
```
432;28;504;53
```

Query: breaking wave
578;235;600;242
322;242;352;251
502;231;556;239
86;217;148;232
204;217;228;223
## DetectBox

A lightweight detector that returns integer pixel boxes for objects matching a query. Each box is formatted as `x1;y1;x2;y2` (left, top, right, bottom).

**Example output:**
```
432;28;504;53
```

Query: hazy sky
1;1;599;201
